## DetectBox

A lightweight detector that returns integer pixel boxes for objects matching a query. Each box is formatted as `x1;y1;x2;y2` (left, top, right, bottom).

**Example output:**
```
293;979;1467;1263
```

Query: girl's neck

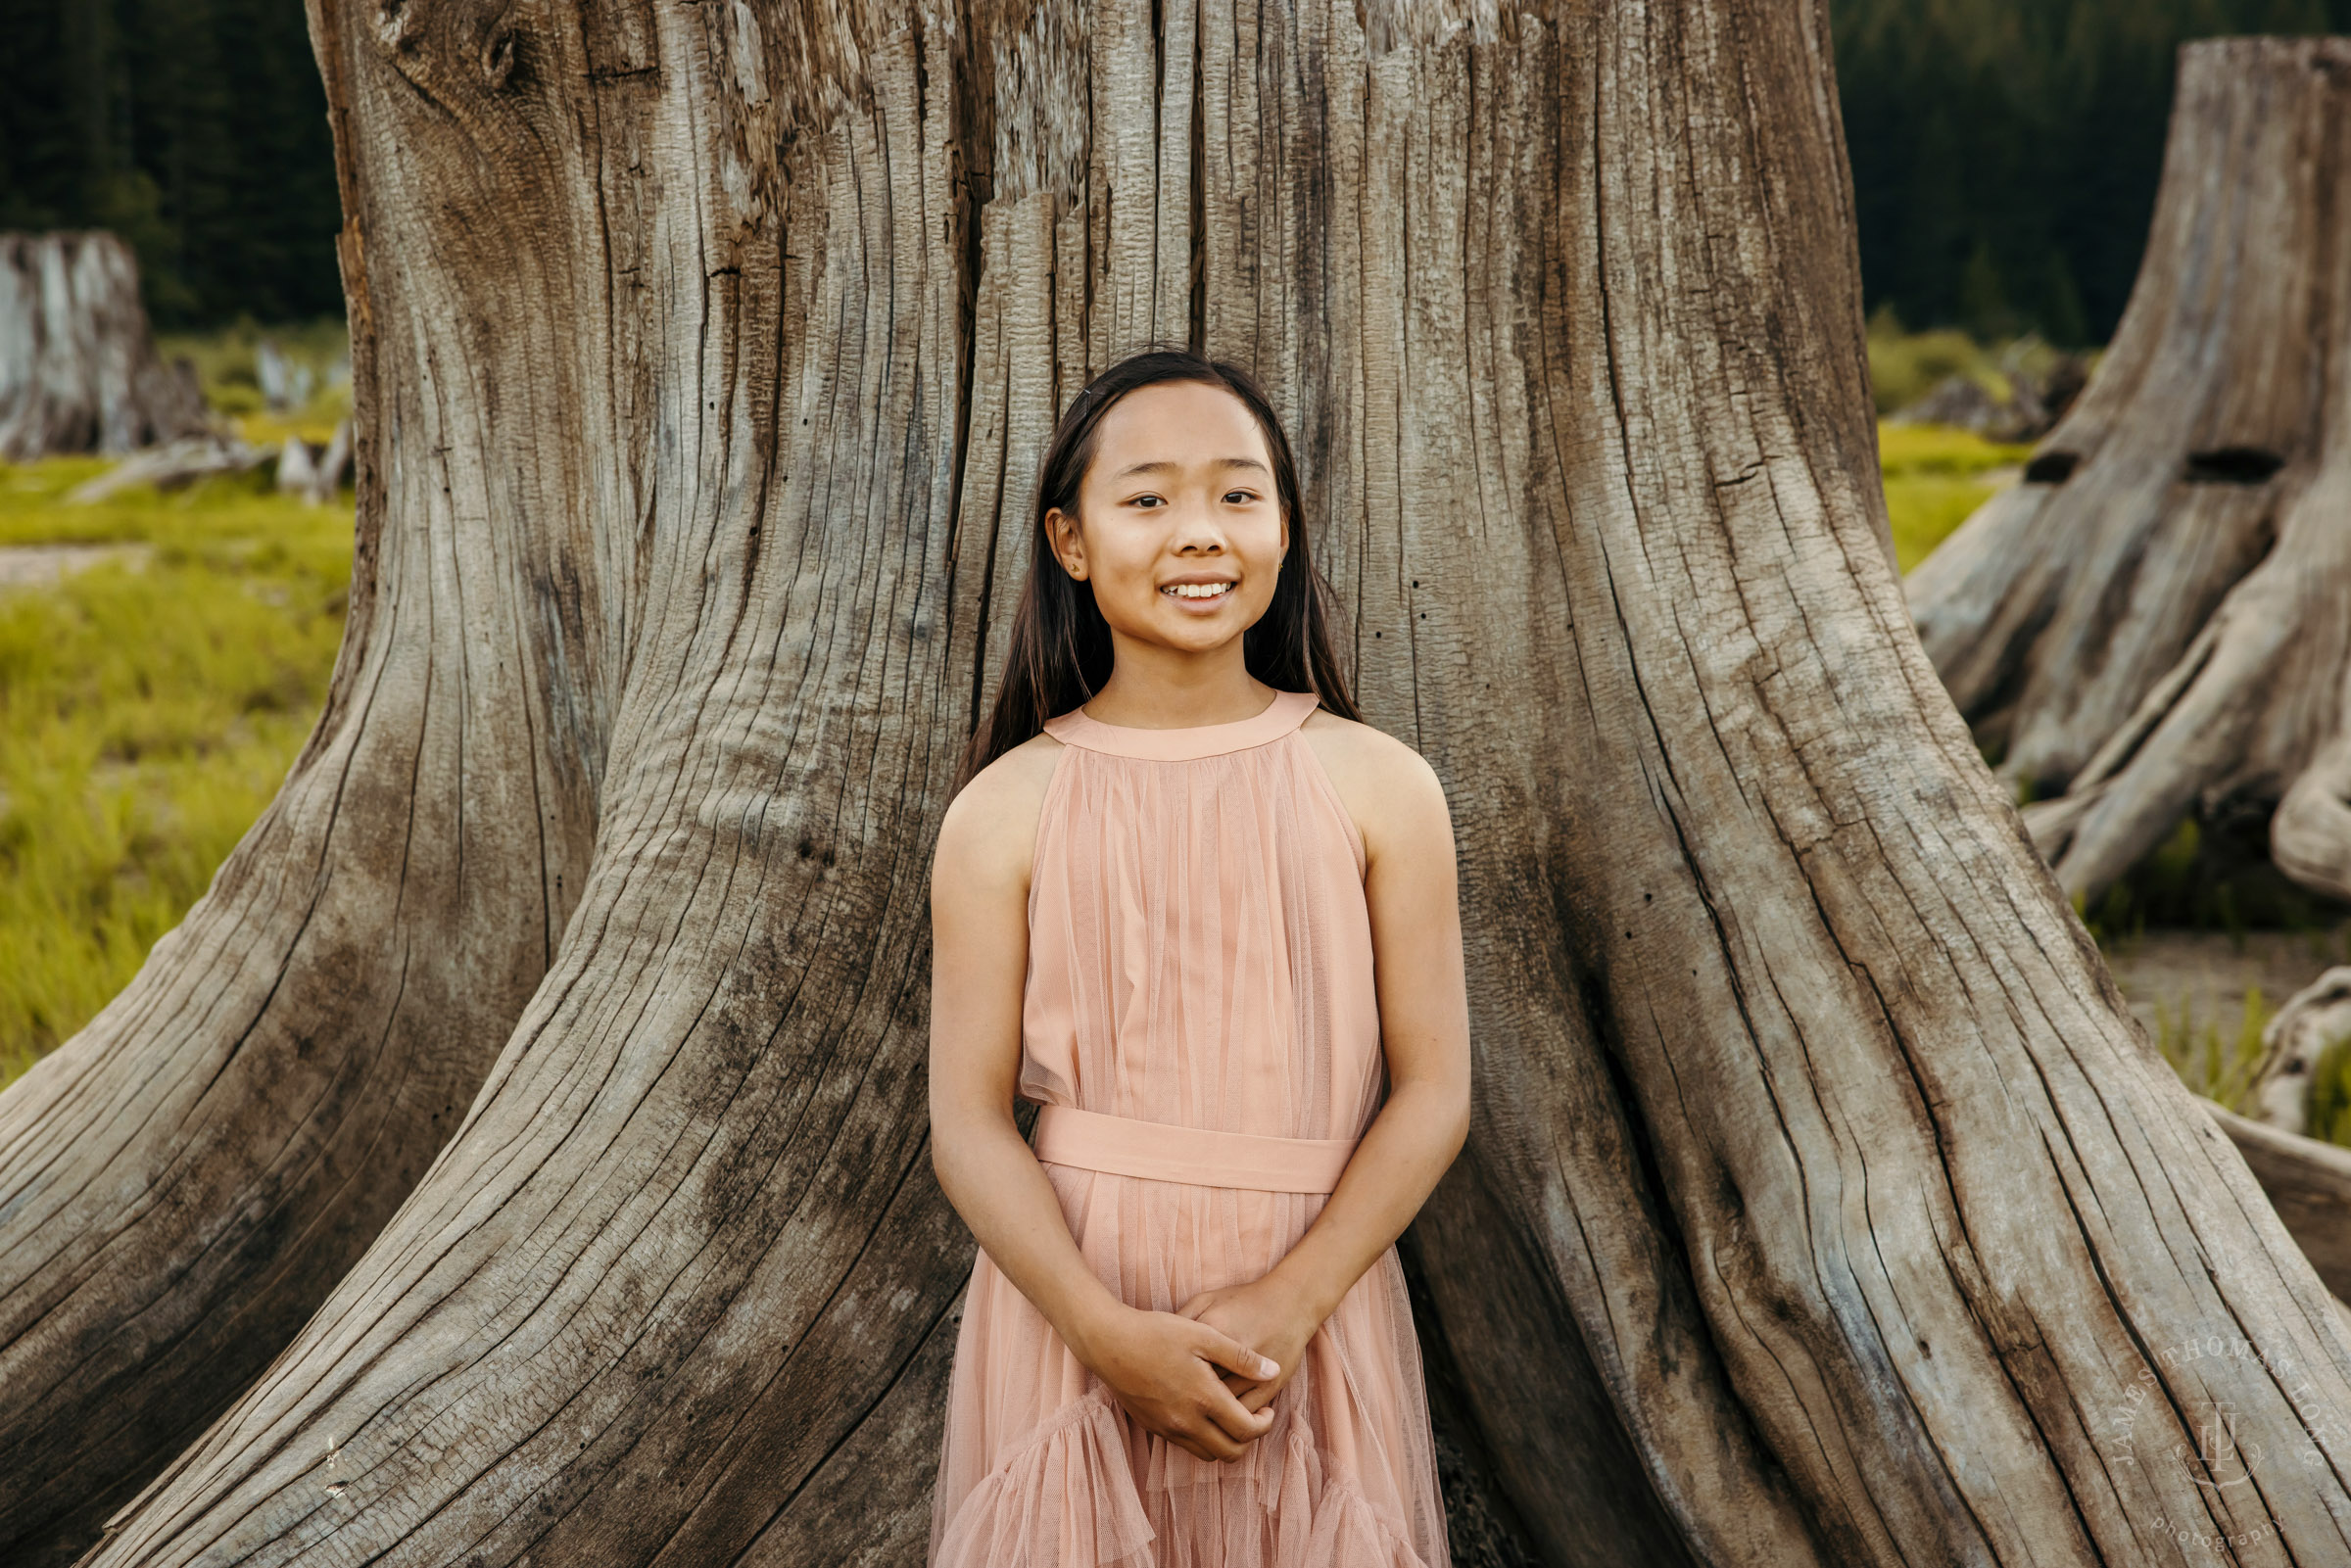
1080;666;1278;732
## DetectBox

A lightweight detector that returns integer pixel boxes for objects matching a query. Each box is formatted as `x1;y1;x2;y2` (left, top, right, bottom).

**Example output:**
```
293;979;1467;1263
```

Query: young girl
927;351;1470;1568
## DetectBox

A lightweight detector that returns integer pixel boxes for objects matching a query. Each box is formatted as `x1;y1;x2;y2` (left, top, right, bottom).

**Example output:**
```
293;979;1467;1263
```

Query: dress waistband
1031;1105;1358;1194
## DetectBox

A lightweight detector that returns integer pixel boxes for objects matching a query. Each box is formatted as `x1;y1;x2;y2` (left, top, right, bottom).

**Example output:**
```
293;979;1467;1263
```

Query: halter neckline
1042;689;1320;760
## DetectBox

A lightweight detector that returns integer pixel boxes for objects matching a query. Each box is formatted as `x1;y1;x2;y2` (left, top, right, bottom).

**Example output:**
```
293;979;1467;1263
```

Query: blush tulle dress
929;689;1451;1568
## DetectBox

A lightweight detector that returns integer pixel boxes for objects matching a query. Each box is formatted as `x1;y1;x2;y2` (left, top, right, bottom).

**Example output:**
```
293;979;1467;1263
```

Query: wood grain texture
1909;39;2351;909
0;30;618;1553
9;6;2351;1567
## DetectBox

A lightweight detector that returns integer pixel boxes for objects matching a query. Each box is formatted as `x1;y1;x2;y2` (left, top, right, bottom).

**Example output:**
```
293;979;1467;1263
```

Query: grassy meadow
1877;422;2031;570
0;327;352;1086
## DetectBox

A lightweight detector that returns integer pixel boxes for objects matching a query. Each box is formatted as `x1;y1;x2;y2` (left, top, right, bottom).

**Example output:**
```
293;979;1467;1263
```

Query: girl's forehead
1091;384;1271;470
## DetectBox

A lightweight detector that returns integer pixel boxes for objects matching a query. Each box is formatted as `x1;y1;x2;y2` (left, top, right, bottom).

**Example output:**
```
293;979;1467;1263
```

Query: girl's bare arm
1270;736;1469;1308
928;746;1280;1461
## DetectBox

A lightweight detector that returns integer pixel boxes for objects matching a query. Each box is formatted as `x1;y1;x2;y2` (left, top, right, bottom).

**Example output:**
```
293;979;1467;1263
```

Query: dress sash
1031;1104;1358;1194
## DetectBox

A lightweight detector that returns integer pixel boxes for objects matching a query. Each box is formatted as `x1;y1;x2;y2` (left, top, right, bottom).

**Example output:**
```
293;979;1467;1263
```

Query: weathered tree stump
0;232;211;461
272;418;351;504
255;340;316;413
273;433;316;497
1909;38;2351;911
6;6;2351;1567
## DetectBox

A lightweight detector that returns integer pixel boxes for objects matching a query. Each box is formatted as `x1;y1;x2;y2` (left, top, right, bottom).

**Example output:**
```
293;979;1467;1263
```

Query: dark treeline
0;0;339;327
1836;0;2351;345
5;0;2351;338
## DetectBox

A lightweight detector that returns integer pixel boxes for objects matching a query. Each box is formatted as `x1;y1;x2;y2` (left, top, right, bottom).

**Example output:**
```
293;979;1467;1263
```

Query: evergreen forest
0;0;339;325
6;0;2351;338
1836;0;2351;342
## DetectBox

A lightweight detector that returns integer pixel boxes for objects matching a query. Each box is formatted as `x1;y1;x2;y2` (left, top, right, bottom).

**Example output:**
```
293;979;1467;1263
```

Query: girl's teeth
1168;584;1230;598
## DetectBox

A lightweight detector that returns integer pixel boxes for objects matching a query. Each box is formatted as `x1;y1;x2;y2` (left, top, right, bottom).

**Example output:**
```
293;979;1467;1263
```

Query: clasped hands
1069;1274;1324;1463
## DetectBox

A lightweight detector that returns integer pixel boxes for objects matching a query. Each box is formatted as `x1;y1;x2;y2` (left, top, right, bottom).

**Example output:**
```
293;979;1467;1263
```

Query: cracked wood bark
1907;38;2351;912
0;232;211;460
0;26;617;1566
8;3;2351;1566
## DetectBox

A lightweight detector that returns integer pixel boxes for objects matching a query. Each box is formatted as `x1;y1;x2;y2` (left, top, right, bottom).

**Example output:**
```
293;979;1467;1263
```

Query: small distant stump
2253;968;2351;1134
275;417;352;505
0;231;212;462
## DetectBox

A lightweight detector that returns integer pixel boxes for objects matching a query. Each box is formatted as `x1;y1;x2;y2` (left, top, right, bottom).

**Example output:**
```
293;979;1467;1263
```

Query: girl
927;350;1470;1568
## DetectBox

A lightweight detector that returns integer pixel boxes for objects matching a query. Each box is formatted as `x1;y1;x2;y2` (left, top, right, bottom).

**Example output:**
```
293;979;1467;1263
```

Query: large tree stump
5;5;2351;1566
1908;38;2351;910
0;232;211;461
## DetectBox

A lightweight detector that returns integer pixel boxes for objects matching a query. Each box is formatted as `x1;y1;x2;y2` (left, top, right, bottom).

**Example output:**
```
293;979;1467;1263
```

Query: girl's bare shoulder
934;731;1068;893
1296;709;1452;861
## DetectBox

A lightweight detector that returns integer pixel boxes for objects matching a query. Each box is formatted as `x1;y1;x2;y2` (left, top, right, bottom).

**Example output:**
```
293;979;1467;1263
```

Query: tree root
2204;1097;2351;1300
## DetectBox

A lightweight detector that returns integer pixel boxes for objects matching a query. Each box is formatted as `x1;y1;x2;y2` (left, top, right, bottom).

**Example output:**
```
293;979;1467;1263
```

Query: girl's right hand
1072;1305;1280;1461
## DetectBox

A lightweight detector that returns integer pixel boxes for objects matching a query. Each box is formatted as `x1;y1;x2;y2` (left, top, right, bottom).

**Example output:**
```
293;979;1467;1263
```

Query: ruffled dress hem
933;1390;1436;1568
932;1394;1156;1568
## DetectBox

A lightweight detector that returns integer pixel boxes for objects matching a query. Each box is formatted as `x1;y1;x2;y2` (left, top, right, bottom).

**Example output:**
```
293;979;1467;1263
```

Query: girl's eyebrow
1112;456;1271;478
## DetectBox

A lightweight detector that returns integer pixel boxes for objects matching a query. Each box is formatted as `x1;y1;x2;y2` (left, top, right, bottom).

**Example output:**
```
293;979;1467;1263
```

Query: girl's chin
1114;618;1250;652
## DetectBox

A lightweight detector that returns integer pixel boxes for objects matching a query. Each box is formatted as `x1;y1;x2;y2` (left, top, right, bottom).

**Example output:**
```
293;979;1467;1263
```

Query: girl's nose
1170;502;1228;548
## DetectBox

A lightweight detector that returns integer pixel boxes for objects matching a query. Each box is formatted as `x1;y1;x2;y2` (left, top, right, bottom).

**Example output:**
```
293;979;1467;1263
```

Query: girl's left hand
1174;1278;1322;1414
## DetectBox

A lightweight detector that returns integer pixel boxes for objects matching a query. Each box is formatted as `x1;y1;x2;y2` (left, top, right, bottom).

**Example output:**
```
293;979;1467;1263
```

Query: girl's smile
1161;575;1239;607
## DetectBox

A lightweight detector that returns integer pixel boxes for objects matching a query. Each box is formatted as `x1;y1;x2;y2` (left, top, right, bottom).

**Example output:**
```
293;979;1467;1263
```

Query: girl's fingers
1185;1422;1246;1462
1163;1407;1243;1461
1203;1357;1278;1439
1193;1325;1280;1383
1201;1381;1277;1444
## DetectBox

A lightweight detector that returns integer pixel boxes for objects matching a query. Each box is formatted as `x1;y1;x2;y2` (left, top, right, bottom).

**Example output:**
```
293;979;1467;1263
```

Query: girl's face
1046;380;1287;658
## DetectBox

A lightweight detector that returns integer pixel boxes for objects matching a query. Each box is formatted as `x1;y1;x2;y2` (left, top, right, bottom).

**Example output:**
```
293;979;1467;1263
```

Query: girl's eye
1130;495;1165;508
1223;491;1257;505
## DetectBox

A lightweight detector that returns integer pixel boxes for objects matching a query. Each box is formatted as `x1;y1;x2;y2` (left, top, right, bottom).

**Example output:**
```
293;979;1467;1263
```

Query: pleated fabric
930;689;1451;1568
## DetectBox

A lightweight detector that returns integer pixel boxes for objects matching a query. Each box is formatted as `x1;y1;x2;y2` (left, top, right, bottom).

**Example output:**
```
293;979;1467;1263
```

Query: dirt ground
2101;924;2351;1044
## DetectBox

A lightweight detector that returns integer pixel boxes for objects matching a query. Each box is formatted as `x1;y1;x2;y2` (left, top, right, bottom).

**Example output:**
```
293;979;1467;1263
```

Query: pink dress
930;689;1452;1568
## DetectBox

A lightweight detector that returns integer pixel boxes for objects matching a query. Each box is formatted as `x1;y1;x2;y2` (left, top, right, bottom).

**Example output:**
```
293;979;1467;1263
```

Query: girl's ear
1045;506;1087;581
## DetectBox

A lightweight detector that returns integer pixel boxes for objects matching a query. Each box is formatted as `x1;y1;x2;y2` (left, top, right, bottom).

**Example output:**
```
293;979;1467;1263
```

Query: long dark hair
958;350;1360;789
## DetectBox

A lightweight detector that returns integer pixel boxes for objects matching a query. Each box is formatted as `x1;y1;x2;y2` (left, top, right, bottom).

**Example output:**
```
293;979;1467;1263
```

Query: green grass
2150;987;2275;1118
2307;1030;2351;1148
1868;320;2007;415
1869;318;2091;569
1864;309;2095;416
1880;422;2032;572
156;315;352;429
0;457;351;1086
2082;816;2350;947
